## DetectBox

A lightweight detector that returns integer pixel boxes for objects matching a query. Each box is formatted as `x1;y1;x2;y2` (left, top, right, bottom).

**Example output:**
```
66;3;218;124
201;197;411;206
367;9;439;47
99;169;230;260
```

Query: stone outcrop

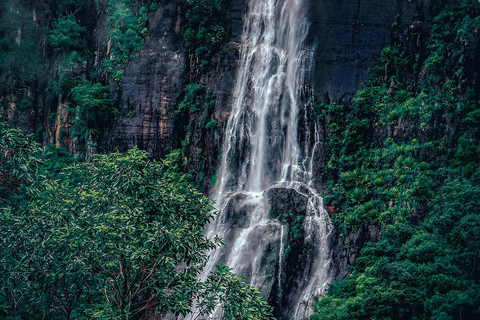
101;3;187;159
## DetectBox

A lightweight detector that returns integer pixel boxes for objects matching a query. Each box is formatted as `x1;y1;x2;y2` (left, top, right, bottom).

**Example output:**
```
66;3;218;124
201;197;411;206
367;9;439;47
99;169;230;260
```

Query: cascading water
203;0;334;318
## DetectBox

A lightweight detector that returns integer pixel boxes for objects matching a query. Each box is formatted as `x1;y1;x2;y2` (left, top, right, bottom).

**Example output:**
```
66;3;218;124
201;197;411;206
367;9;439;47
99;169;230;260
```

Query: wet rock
268;187;309;221
222;193;254;228
214;192;284;301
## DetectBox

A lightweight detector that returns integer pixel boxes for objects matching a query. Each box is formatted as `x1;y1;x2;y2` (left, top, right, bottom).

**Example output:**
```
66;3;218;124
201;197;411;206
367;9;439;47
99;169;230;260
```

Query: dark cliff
101;3;187;159
308;0;399;102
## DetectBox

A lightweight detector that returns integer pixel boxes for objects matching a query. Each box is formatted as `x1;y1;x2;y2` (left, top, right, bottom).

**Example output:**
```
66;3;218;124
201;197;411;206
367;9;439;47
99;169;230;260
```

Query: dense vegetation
0;123;274;320
183;0;228;71
313;1;480;319
0;0;163;158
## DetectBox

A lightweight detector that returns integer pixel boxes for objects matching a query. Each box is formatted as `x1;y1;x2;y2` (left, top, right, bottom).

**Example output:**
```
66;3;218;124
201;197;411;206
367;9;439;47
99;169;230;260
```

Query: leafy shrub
177;83;209;113
49;15;86;53
70;81;116;132
313;181;480;320
183;0;228;70
204;118;218;130
0;122;41;202
103;0;150;81
313;1;480;319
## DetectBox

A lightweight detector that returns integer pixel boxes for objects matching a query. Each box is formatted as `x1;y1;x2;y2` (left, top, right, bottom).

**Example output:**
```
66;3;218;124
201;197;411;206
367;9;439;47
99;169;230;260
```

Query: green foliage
193;264;275;319
0;123;43;319
210;173;217;186
424;1;480;87
0;122;41;203
204;118;218;130
39;144;77;179
1;147;214;318
313;181;480;320
313;2;480;319
49;15;86;53
177;83;217;117
47;74;83;99
70;81;116;132
17;96;33;111
183;0;228;70
0;124;274;319
103;0;150;81
201;87;218;130
177;83;207;113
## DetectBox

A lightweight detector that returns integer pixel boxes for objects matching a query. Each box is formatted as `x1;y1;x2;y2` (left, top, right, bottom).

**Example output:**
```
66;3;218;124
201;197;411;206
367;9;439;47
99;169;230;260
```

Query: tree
312;181;480;320
0;121;41;203
49;15;86;53
70;81;115;133
0;122;42;320
0;123;274;319
193;264;275;320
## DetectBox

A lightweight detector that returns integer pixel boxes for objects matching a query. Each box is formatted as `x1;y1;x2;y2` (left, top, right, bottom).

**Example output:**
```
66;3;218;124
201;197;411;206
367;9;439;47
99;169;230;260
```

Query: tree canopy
0;123;274;320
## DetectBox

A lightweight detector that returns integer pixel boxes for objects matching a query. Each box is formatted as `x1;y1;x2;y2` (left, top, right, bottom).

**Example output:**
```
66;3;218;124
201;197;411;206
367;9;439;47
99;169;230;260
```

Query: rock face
99;0;248;187
307;0;398;102
307;0;458;102
101;3;187;159
267;188;310;317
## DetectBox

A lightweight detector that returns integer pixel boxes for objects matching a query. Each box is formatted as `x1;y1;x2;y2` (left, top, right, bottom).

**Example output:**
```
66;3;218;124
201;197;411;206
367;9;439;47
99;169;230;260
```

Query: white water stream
200;0;334;318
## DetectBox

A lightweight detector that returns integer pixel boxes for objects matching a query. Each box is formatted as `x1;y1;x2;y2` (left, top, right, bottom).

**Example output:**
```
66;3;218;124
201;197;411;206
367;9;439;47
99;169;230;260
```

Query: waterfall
203;0;334;318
